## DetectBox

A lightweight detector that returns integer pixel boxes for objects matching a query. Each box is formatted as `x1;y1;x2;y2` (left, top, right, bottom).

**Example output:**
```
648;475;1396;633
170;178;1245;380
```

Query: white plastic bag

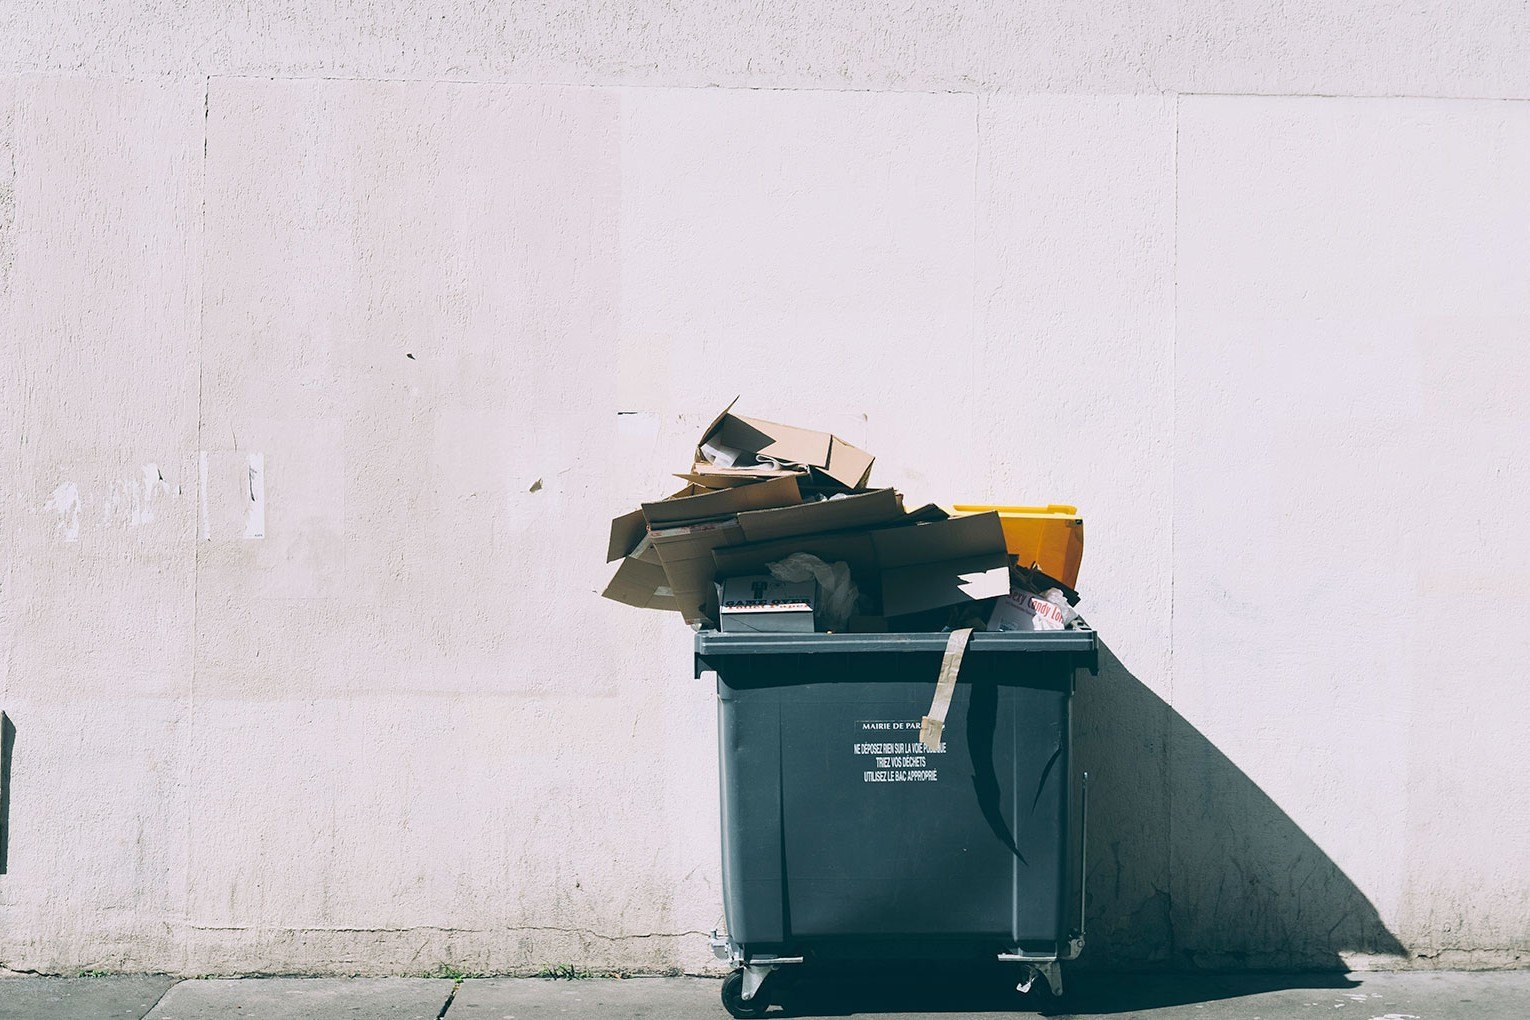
1041;588;1080;627
766;553;859;631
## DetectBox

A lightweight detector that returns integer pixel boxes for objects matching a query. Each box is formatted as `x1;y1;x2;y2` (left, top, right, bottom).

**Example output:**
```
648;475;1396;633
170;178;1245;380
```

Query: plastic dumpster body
696;629;1096;1016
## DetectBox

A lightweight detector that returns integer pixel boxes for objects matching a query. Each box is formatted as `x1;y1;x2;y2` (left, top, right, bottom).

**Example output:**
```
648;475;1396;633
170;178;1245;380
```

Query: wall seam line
182;72;210;976
0;77;18;705
971;90;981;465
1167;88;1181;966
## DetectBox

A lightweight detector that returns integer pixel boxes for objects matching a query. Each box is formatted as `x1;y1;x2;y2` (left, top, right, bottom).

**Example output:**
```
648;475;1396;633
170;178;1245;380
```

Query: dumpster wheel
720;969;770;1018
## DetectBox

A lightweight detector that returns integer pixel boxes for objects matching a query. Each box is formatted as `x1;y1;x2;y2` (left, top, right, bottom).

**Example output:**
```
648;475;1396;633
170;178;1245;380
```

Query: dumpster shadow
769;963;1364;1016
1075;643;1405;974
766;642;1405;1016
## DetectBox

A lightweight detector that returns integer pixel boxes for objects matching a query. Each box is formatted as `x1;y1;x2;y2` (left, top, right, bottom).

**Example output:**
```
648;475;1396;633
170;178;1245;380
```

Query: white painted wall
1;5;1528;976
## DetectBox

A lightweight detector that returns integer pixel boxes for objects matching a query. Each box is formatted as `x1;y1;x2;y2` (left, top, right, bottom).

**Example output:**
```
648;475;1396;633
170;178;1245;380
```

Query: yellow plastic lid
949;504;1078;517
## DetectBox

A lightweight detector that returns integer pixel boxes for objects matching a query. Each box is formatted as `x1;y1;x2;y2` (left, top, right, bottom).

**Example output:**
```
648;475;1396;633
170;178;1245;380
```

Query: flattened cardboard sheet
871;512;1010;617
650;518;747;624
736;488;903;543
601;555;678;611
713;532;881;590
692;399;874;490
607;484;706;562
642;474;801;527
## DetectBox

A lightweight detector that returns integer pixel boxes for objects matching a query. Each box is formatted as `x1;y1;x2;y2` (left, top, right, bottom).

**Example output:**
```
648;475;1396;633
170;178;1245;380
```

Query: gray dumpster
696;629;1096;1017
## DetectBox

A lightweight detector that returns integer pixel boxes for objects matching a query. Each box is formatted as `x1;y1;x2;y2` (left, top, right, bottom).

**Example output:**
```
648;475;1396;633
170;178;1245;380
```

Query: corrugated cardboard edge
695;397;742;450
822;435;875;490
608;484;707;562
711;530;881;593
872;511;1006;568
675;470;796;489
649;518;748;625
642;473;802;526
691;399;873;489
735;487;904;543
607;507;648;562
601;555;678;611
731;413;833;469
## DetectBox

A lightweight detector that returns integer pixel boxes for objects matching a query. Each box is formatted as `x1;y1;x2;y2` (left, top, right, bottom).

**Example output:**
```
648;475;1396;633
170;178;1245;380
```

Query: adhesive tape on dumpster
919;628;972;752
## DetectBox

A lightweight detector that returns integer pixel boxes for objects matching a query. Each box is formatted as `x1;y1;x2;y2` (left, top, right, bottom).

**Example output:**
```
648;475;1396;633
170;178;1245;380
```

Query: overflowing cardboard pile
603;401;1084;632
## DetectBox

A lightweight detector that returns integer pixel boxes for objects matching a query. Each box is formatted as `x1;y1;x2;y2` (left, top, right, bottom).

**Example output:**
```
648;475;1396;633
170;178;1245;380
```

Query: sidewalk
1;970;1526;1019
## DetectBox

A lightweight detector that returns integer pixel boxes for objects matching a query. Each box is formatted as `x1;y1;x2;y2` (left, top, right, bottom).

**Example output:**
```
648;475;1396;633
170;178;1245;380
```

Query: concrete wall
1;4;1528;976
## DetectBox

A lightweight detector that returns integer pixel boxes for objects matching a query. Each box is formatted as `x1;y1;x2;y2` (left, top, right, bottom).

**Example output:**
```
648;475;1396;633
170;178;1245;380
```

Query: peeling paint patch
135;463;168;526
99;463;173;528
44;482;80;542
40;465;184;541
244;453;265;540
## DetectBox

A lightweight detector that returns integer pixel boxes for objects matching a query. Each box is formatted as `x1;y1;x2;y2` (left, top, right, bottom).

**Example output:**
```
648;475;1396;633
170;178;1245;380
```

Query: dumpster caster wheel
721;969;769;1018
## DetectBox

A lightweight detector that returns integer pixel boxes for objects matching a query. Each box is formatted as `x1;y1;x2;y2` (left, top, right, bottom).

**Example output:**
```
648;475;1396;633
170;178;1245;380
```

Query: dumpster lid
694;626;1097;657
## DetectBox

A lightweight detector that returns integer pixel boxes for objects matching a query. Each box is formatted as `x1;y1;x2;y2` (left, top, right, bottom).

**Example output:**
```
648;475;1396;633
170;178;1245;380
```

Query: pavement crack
140;979;181;1019
435;979;461;1018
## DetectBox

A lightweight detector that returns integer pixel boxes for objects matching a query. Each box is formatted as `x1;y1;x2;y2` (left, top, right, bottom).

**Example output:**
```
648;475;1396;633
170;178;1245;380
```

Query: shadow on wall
0;712;12;874
1074;643;1407;972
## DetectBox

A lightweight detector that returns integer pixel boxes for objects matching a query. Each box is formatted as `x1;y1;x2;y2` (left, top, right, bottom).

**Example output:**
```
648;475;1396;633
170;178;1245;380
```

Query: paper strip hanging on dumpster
919;627;973;752
689;398;874;491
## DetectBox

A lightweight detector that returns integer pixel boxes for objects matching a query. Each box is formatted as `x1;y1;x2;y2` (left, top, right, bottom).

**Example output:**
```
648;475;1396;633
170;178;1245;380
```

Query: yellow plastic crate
948;504;1084;589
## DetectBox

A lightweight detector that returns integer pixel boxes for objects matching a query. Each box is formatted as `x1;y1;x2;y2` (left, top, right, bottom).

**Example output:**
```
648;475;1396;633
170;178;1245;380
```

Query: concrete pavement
0;971;1526;1019
0;977;174;1019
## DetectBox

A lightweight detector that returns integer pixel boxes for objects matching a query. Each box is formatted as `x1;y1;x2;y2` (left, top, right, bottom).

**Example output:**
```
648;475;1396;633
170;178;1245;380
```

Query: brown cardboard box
650;518;747;623
687;399;874;491
599;404;890;623
604;476;804;619
641;473;802;527
607;506;651;563
600;554;678;611
642;485;902;625
708;489;906;589
714;531;881;596
607;475;803;567
712;509;1009;621
873;512;1010;617
607;483;710;563
735;487;903;542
